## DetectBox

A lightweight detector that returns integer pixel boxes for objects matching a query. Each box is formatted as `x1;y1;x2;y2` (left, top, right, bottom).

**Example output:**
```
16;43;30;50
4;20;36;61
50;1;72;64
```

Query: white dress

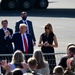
36;62;50;75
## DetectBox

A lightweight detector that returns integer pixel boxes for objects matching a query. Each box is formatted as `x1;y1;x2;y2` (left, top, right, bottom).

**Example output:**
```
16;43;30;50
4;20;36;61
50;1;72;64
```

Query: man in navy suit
15;11;36;46
0;19;13;54
13;23;33;54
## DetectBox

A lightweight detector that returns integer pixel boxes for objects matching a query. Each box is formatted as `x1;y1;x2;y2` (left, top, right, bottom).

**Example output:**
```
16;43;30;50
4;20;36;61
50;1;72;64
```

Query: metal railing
0;53;66;75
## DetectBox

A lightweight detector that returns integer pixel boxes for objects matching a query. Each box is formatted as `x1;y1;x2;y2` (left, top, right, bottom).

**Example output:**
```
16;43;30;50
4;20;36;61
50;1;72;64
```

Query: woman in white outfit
32;49;50;75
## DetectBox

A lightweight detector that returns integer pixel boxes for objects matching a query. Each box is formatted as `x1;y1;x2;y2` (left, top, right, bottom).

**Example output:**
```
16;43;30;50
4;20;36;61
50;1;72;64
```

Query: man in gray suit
15;11;36;45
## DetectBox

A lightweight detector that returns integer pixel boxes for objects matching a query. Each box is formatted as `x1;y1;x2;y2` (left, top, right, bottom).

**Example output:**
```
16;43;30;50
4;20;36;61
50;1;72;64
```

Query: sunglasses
45;27;49;29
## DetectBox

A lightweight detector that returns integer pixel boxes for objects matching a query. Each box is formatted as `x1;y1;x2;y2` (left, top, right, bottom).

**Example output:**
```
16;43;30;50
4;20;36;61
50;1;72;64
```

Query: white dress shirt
22;20;29;34
3;28;7;33
21;33;28;52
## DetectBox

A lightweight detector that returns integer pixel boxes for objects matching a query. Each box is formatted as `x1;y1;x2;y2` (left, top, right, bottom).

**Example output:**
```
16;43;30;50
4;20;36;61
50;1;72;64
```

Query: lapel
1;28;5;36
27;20;29;26
7;28;8;30
19;33;23;44
26;20;30;33
20;20;24;23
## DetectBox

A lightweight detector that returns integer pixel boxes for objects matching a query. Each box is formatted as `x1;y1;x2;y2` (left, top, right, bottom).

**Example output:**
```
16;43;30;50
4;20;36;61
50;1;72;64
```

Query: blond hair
33;49;47;69
45;23;53;33
11;50;25;63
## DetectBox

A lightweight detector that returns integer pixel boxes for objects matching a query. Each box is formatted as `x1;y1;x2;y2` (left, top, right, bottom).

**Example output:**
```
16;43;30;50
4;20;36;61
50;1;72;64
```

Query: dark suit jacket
12;32;33;54
0;28;13;54
15;20;36;42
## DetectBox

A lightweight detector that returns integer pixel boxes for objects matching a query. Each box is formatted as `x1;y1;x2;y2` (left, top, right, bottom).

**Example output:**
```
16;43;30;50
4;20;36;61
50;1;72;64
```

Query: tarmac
0;0;75;53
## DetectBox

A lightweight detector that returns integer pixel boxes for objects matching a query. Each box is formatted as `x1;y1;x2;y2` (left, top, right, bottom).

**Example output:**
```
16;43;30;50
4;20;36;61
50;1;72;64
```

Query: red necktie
23;34;28;54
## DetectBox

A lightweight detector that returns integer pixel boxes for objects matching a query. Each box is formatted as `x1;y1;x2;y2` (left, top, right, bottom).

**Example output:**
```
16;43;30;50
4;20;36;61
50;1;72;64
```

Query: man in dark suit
15;11;36;46
0;19;13;54
13;23;33;54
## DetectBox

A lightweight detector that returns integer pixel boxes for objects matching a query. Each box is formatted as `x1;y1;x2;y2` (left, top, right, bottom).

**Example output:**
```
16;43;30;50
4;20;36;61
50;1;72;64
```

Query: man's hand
5;30;10;36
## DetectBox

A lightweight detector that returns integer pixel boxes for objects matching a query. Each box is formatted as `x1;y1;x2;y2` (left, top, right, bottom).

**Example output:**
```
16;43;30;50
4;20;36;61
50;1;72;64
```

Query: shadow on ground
0;7;75;18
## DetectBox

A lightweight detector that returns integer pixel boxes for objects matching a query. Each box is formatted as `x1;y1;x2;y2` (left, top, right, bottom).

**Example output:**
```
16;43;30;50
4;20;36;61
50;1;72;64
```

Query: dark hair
53;66;64;75
27;57;37;67
6;72;12;75
21;11;27;15
12;68;23;75
67;44;75;53
64;70;75;75
67;44;75;50
1;19;8;24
